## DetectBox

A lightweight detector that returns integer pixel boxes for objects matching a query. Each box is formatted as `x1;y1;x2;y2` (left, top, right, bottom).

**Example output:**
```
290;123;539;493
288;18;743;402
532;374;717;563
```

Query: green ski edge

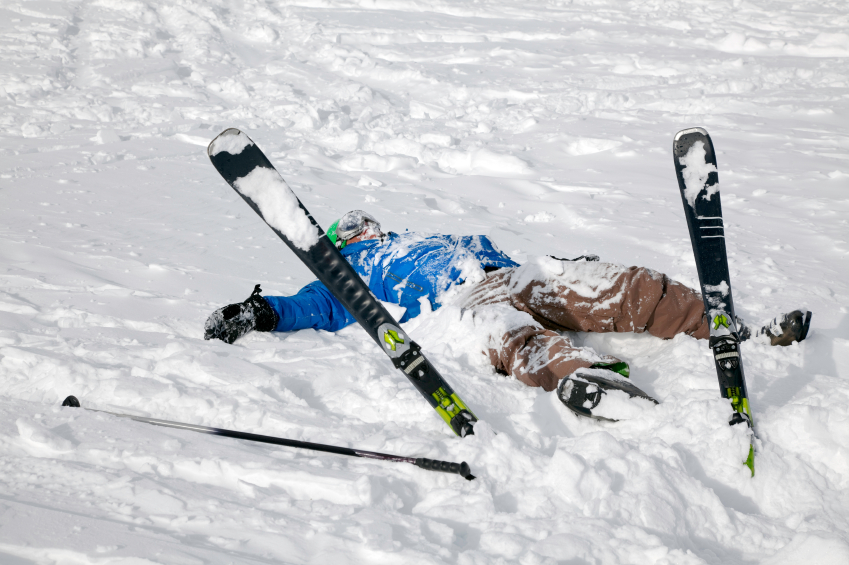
713;312;757;477
727;386;755;476
745;444;755;477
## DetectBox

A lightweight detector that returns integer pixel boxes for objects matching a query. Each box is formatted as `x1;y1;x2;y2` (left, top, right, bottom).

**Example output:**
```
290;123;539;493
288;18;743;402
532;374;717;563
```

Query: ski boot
556;367;658;422
204;284;279;344
738;310;812;347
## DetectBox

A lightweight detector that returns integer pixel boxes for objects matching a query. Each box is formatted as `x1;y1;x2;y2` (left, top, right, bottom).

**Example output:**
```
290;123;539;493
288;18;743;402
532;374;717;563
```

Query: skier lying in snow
205;210;811;417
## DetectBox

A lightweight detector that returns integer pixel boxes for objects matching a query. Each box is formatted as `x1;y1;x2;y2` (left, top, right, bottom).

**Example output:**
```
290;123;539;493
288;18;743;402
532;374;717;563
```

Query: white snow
1;0;849;563
705;280;732;315
704;282;731;298
233;166;321;251
207;129;254;156
508;257;627;314
523;211;556;223
680;140;720;209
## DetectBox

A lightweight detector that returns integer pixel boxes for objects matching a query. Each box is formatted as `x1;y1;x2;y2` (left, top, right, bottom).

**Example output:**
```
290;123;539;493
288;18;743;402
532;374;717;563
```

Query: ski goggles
326;210;381;249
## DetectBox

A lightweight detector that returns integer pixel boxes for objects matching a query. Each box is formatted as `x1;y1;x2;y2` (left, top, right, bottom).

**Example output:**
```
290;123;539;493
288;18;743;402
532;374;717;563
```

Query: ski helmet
326;210;381;249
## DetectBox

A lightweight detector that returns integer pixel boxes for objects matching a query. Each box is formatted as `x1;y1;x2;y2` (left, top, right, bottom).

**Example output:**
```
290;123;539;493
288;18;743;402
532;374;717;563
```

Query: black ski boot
204;284;279;344
739;310;812;347
557;367;658;422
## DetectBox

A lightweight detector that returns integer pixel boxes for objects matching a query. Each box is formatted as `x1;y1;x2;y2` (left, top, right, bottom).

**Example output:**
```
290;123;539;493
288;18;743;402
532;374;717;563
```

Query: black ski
207;128;476;437
673;127;755;475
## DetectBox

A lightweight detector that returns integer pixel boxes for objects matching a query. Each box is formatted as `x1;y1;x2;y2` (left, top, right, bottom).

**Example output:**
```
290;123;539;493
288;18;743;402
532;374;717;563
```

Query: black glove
756;310;812;347
204;284;279;344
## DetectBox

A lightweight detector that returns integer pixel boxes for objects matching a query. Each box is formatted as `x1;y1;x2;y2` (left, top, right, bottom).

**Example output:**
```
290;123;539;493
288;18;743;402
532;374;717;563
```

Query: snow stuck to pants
1;0;848;563
508;256;628;314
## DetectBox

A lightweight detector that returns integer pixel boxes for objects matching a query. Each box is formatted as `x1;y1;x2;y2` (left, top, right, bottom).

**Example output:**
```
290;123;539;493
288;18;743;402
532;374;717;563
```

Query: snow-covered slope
1;0;848;563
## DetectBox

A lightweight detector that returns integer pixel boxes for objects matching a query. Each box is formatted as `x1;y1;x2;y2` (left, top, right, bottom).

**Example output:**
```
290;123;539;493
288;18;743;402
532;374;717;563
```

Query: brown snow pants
462;261;709;391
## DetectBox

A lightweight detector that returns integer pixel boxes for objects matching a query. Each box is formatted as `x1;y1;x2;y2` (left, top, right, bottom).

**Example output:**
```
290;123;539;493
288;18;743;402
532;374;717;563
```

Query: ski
207;128;477;437
673;127;756;475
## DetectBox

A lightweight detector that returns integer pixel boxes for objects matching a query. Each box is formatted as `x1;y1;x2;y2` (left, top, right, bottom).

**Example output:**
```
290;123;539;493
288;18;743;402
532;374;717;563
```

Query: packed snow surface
1;0;849;564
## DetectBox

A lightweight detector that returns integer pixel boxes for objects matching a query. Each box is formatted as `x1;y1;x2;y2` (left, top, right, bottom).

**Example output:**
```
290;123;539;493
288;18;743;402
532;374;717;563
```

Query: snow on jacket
263;232;519;333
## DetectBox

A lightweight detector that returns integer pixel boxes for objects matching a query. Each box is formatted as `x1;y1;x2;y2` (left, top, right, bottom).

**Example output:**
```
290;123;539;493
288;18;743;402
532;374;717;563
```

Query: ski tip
674;127;710;141
62;395;81;408
673;127;715;161
207;128;254;158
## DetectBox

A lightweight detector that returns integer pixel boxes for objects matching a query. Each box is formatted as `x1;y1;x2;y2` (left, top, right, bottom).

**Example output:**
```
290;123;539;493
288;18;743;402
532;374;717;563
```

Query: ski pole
61;396;475;480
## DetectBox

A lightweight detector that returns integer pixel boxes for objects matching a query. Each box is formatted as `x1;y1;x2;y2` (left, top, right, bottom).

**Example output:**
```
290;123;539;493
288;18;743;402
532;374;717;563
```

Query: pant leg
506;259;709;340
488;324;619;392
463;268;621;391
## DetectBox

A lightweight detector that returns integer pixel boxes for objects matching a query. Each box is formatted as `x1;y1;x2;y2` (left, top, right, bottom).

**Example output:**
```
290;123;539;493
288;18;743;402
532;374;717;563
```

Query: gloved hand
737;310;812;346
204;284;278;344
756;310;812;346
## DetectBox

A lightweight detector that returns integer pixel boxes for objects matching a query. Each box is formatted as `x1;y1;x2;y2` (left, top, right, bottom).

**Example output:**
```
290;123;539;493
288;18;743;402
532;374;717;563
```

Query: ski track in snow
1;0;848;563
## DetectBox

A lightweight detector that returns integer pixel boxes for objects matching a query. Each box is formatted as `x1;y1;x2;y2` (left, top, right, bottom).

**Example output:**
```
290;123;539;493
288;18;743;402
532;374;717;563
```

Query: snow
704;282;731;298
233;165;321;251
1;0;848;563
208;128;254;157
680;140;720;210
507;257;628;315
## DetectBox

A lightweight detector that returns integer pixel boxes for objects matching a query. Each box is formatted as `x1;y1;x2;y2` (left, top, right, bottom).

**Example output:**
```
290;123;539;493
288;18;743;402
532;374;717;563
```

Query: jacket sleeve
262;281;357;333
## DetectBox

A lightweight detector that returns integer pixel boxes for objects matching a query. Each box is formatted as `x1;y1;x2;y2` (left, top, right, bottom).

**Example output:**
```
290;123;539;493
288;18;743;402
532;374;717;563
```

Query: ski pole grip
62;395;81;408
414;458;475;480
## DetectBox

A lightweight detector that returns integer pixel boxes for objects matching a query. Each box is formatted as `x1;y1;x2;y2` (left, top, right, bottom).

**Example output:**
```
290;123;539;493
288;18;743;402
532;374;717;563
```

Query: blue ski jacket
264;232;518;333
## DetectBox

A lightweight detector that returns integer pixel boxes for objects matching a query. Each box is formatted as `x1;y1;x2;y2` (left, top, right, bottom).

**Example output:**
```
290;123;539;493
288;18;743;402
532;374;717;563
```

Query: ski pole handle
414;458;475;480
